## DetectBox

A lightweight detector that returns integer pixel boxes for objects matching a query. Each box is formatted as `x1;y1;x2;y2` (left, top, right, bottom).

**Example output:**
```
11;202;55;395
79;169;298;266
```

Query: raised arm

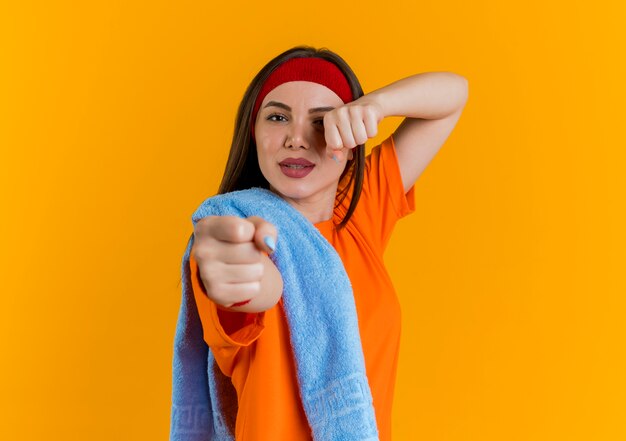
324;72;469;193
368;72;469;192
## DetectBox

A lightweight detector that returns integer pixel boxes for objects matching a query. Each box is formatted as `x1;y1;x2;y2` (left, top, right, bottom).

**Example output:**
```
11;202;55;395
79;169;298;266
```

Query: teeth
284;165;307;169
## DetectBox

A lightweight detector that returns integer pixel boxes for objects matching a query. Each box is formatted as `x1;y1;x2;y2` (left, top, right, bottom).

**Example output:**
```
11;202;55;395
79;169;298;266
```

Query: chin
266;171;337;202
271;184;314;200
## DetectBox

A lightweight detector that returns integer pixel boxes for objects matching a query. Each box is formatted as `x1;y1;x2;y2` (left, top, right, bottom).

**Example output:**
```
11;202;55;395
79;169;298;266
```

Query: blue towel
170;187;379;441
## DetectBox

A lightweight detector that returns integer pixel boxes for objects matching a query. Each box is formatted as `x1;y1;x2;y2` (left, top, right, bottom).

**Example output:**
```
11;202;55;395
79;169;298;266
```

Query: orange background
1;1;625;439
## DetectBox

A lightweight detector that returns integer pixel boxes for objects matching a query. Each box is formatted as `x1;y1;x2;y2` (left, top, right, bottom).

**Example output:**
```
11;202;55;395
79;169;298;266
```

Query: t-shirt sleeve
356;133;416;251
189;246;265;375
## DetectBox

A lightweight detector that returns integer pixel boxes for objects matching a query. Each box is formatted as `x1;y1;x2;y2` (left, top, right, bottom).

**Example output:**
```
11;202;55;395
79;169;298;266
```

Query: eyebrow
263;101;335;114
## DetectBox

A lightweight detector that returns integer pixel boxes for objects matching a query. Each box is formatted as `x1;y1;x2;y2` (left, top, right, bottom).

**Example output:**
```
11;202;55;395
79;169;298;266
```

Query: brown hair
217;45;365;231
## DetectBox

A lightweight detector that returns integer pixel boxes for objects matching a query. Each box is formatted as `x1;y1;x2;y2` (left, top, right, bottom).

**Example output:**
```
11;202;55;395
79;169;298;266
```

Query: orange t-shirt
189;134;415;440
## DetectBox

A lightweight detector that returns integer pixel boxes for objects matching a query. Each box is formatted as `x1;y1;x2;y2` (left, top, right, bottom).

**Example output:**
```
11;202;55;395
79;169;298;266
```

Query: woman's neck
269;185;336;224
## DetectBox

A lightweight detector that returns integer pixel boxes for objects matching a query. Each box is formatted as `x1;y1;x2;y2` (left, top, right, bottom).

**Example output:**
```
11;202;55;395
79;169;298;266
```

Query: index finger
324;119;343;152
195;215;256;244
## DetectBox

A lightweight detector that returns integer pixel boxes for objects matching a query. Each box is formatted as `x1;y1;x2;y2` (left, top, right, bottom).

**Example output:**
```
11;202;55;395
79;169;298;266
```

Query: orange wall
1;1;625;439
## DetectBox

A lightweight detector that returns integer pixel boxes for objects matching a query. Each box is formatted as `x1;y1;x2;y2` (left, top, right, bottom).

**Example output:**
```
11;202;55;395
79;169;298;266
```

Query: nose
284;120;310;150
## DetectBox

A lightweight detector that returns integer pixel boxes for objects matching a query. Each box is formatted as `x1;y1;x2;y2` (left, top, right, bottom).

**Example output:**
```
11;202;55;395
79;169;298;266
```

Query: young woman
188;45;468;440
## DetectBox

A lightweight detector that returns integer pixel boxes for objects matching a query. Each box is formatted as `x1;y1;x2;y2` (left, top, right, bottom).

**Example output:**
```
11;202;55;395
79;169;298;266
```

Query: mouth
279;158;315;167
281;164;313;169
279;162;315;178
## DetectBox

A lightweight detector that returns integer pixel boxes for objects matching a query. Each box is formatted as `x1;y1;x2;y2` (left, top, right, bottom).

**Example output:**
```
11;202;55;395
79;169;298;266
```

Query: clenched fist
192;215;283;313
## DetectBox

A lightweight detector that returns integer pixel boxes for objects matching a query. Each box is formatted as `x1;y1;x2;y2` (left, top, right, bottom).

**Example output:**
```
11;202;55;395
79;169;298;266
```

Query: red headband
250;57;353;141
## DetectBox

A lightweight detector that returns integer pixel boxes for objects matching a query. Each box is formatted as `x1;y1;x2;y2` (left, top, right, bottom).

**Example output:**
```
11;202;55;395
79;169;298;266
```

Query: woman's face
254;81;352;207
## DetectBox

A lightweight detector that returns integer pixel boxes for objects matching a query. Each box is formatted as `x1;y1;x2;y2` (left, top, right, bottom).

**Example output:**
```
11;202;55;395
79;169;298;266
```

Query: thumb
326;145;346;163
245;216;278;254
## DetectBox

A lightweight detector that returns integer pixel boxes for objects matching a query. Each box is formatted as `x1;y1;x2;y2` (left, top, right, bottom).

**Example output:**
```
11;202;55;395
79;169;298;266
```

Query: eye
314;119;324;127
267;113;287;122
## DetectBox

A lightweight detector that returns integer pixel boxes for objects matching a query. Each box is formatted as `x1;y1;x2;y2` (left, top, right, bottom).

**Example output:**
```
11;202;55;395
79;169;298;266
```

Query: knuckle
193;241;218;263
192;244;207;262
195;216;216;234
200;276;220;298
195;216;212;228
199;261;221;284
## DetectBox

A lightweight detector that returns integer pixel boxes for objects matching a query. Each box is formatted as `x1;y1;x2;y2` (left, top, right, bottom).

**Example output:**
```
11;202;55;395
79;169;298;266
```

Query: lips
279;157;315;178
279;157;315;166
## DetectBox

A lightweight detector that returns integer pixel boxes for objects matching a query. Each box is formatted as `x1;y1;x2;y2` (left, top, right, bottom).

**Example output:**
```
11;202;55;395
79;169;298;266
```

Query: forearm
366;71;469;120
